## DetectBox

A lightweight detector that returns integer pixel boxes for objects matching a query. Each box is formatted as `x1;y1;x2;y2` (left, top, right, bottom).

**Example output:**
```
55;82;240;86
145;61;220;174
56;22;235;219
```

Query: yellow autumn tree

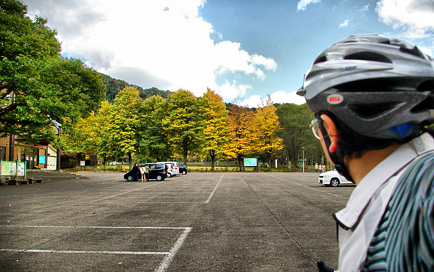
255;96;284;168
224;104;258;171
200;88;230;171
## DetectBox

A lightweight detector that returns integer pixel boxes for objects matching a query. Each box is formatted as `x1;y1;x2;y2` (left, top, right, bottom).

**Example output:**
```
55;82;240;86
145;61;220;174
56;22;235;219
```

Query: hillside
100;73;172;103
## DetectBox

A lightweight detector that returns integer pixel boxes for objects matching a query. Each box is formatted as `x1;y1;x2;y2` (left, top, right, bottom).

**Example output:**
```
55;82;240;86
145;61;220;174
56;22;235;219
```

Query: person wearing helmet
297;34;434;271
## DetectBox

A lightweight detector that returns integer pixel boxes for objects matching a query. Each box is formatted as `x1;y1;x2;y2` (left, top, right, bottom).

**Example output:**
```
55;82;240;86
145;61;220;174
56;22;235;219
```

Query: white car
157;162;179;176
318;170;354;187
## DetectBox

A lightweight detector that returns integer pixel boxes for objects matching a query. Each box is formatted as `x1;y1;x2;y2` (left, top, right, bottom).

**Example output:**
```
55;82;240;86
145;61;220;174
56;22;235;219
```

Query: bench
28;178;44;183
8;179;31;185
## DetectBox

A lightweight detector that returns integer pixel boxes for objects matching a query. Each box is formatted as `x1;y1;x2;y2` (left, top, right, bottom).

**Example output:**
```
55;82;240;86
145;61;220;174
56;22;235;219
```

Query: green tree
255;96;284;168
110;87;142;167
162;89;203;164
61;113;99;166
137;95;170;161
276;103;321;169
0;0;105;143
93;101;116;163
199;88;229;171
224;104;257;171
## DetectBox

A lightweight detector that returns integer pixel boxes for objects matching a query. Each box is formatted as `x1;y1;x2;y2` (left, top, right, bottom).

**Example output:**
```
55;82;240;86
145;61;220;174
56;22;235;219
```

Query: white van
158;162;179;176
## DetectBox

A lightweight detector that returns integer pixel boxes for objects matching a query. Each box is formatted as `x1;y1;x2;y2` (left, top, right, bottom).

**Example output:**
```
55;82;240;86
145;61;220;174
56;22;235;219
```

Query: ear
320;114;339;153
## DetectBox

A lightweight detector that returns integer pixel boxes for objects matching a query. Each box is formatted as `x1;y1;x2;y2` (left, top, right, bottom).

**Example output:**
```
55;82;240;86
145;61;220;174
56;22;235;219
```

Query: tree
93;101;116;163
0;0;106;143
255;96;284;168
199;88;229;171
276;103;321;169
110;87;142;167
61;112;99;166
224;104;257;171
162;89;203;164
137;95;171;161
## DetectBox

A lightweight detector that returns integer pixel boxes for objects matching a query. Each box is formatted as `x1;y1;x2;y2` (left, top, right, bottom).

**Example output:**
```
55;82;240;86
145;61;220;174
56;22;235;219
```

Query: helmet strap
317;117;354;182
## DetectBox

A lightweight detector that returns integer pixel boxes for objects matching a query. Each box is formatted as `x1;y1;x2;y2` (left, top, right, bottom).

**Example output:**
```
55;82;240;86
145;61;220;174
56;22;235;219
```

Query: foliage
110;87;142;165
255;96;284;167
199;88;230;170
0;0;105;144
61;112;99;164
275;103;321;168
162;89;203;164
101;73;171;103
224;104;257;170
137;95;171;161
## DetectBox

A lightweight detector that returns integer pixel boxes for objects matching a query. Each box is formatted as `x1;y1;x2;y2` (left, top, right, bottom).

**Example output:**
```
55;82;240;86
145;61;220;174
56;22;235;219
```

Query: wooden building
0;135;58;170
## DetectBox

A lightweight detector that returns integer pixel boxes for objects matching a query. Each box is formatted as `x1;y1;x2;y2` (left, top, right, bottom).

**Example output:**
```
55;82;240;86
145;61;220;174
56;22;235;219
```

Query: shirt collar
334;133;434;229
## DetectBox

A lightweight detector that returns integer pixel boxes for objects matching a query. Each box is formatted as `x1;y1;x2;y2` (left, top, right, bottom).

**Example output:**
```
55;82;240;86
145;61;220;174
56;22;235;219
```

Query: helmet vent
348;102;400;119
313;55;327;64
411;94;434;114
344;52;392;63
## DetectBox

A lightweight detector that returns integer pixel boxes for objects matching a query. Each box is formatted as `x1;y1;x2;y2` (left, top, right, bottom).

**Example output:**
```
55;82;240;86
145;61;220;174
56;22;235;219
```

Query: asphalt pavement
0;171;355;271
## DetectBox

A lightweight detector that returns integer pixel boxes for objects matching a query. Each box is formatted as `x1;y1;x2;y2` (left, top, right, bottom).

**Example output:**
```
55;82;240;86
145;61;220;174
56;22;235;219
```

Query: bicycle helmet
297;34;434;139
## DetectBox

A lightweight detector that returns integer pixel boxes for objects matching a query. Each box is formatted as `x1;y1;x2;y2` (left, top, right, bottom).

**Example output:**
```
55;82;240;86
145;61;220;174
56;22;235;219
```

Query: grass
64;165;301;173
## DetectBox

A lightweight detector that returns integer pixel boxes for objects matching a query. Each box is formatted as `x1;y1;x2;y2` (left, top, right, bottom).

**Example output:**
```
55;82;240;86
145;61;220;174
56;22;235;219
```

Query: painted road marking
264;173;349;199
205;174;224;203
0;225;192;272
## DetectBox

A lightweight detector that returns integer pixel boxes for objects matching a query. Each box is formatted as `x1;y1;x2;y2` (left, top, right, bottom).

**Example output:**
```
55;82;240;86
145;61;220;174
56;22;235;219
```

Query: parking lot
0;172;355;271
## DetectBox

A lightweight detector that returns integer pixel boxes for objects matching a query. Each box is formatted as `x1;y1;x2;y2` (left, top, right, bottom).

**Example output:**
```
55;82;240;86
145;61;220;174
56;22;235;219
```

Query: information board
39;156;46;164
244;158;258;167
17;162;26;177
0;161;17;176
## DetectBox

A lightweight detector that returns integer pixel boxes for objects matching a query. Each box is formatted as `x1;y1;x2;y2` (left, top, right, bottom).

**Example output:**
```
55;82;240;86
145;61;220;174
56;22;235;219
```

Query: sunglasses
310;118;321;140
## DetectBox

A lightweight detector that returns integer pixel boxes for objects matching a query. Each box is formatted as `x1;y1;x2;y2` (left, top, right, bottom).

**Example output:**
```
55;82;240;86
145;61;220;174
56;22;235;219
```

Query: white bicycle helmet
297;34;434;139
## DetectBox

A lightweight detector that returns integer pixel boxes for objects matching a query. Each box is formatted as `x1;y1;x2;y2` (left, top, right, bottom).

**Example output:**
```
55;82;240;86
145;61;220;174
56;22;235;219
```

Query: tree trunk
183;149;188;165
238;156;244;171
210;150;215;171
128;152;132;169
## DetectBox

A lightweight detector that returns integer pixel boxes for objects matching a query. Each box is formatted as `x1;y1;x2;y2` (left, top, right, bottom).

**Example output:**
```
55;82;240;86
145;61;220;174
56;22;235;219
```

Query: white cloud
237;91;306;108
419;46;433;57
270;91;306;105
237;95;263;108
217;80;252;101
376;0;434;38
297;0;321;11
360;4;369;14
22;0;276;100
339;19;350;28
215;42;277;81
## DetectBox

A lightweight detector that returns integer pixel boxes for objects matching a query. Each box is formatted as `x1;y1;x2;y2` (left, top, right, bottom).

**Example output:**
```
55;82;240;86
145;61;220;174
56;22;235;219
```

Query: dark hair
317;112;410;159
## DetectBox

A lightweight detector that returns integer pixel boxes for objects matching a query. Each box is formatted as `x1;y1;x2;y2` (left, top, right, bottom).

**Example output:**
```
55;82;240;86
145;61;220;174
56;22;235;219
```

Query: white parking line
264;173;349;199
0;225;192;272
0;249;168;255
90;183;160;203
156;227;192;272
205;174;224;203
6;225;189;230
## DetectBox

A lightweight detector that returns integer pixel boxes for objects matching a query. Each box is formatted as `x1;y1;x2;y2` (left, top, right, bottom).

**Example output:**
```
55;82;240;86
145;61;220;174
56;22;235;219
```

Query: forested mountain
100;73;172;103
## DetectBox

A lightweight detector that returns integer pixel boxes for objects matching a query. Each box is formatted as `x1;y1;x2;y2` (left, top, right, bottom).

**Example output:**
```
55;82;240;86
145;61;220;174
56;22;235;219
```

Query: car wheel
127;175;133;181
167;173;171;178
156;175;163;181
330;178;340;187
182;170;187;175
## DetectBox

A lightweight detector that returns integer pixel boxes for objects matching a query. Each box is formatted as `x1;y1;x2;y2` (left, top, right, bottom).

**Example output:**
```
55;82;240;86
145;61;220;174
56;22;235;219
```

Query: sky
22;0;434;107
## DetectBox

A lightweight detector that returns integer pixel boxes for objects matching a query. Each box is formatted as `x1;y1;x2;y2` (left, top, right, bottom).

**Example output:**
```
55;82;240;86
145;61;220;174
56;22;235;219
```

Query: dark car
124;163;167;181
178;164;188;175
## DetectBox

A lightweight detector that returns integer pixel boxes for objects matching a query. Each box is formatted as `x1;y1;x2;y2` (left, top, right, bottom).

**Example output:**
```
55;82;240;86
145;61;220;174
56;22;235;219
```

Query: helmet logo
327;94;344;105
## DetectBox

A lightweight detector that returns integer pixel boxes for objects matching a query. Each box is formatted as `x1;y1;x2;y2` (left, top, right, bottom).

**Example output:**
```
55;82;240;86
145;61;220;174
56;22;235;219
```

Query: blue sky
23;0;434;107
